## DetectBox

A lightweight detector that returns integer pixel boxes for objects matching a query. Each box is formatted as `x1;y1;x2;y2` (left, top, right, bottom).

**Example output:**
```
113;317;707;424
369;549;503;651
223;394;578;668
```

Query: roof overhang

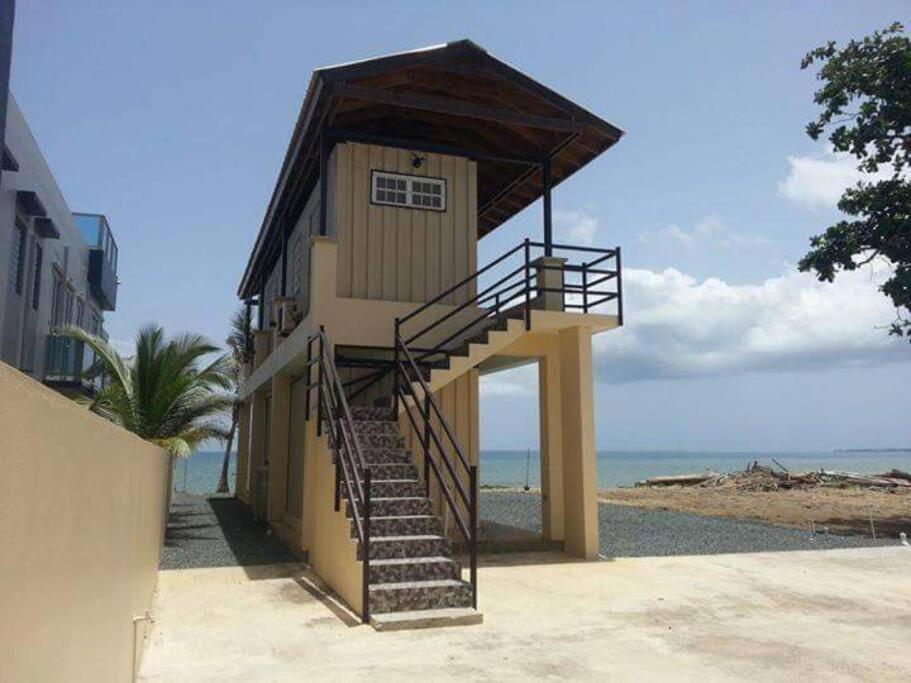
238;39;624;298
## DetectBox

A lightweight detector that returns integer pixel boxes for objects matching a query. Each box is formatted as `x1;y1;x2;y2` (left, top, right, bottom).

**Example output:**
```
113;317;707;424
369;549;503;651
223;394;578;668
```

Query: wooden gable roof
239;40;623;298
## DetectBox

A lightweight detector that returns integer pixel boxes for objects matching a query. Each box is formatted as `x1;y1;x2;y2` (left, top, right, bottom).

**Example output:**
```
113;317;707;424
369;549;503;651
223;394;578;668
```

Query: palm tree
216;307;252;494
63;324;233;459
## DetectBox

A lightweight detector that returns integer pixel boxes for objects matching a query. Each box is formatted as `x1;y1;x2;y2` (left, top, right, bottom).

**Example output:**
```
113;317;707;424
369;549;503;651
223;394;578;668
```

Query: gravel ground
481;491;895;557
161;492;298;570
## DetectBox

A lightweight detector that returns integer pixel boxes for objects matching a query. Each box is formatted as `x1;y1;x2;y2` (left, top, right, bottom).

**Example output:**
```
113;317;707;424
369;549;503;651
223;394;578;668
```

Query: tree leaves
799;22;911;339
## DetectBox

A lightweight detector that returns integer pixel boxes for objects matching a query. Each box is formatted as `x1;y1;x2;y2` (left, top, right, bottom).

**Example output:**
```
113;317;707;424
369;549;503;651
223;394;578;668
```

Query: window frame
9;220;26;294
31;241;42;310
370;170;446;212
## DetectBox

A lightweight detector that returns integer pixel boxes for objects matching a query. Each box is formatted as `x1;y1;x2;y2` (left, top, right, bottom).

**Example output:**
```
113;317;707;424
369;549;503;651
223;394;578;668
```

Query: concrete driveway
140;547;911;681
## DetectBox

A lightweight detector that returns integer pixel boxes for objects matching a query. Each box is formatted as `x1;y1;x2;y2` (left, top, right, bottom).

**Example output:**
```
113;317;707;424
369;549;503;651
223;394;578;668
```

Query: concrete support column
267;373;292;522
235;400;251;503
532;256;567;312
538;353;564;541
558;326;599;559
253;329;272;369
249;390;268;520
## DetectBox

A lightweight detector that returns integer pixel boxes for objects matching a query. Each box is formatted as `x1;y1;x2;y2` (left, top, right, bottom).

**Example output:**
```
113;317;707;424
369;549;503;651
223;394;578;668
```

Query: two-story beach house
0;94;120;396
234;40;623;629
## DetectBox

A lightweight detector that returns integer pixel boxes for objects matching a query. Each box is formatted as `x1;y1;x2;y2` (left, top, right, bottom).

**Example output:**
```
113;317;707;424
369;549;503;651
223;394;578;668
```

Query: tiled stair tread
369;514;437;523
370;534;446;543
370;555;456;567
369;579;469;591
370;607;483;631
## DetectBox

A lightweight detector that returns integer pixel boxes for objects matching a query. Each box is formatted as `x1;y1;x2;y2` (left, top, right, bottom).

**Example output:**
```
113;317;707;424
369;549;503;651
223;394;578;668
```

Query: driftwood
634;462;911;491
635;472;718;487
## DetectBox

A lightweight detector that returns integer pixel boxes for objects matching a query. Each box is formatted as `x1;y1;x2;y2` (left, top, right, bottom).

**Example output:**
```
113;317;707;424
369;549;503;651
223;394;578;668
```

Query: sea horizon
175;448;911;496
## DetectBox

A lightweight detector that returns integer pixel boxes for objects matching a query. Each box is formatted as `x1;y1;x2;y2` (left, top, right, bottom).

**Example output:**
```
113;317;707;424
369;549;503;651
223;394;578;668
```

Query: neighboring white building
0;93;119;394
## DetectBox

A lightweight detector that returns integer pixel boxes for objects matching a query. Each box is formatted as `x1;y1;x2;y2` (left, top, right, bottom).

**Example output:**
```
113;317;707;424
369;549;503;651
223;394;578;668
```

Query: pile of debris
635;461;911;492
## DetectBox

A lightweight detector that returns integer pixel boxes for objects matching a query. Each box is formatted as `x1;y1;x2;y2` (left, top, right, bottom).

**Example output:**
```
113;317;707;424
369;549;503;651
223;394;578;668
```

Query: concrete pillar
532;256;567;311
249;390;268;520
235;400;251;503
267;373;292;522
558;326;599;559
538;353;564;541
253;329;272;369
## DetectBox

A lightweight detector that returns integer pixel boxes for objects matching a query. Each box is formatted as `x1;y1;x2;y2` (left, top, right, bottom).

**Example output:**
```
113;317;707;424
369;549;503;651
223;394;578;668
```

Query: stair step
342;479;424;499
346;497;432;518
369;555;460;583
370;607;482;631
357;433;405;449
354;515;442;540
351;406;394;421
368;463;418;479
368;579;473;614
359;534;452;560
353;420;399;436
361;448;412;465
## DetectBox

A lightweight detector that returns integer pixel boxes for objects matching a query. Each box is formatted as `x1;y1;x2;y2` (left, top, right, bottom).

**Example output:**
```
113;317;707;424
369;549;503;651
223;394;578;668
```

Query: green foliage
63;324;233;457
799;22;911;339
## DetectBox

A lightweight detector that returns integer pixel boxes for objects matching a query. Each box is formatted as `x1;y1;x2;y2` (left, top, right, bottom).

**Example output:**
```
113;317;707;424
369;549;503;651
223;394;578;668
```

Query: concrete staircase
346;406;482;631
400;312;527;407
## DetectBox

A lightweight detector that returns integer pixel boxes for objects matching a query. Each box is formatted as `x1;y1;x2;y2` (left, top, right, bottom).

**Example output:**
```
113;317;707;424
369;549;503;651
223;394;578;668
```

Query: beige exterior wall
0;362;170;682
332;142;477;305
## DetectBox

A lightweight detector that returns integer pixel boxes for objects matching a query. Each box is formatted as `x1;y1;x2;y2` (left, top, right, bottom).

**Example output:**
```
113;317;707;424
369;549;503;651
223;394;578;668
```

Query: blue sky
11;1;911;451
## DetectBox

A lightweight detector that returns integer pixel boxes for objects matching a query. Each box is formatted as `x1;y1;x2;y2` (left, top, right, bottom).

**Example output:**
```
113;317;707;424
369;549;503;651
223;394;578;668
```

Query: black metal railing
304;326;373;623
393;333;479;609
395;238;622;372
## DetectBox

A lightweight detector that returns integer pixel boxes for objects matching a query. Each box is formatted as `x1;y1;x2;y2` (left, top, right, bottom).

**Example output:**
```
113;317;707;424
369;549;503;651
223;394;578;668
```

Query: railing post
615;247;624;326
304;336;312;420
582;262;589;314
317;331;325;438
523;238;531;331
394;318;402;416
423;392;431;497
362;467;372;624
469;464;478;609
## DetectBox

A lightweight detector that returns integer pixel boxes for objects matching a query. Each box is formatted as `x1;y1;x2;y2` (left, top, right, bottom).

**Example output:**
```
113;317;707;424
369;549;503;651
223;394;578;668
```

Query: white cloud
555;209;598;245
778;147;891;209
659;224;693;245
638;216;767;248
479;363;537;396
593;263;907;383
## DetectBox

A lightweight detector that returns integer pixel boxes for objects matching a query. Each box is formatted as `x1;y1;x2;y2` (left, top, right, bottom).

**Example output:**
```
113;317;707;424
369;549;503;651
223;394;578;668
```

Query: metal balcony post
582;262;589;313
542;160;553;257
616;247;624;326
523;238;531;331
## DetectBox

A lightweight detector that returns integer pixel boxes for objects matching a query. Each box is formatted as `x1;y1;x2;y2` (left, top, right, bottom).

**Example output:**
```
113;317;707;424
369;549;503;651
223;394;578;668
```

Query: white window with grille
371;171;446;211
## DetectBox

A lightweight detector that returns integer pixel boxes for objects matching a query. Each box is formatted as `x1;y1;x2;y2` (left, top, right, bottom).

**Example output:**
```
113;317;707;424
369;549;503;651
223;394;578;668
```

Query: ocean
174;449;910;495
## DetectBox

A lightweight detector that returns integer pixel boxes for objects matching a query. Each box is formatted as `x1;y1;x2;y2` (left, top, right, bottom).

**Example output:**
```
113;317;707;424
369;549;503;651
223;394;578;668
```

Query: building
234;40;624;629
0;93;119;395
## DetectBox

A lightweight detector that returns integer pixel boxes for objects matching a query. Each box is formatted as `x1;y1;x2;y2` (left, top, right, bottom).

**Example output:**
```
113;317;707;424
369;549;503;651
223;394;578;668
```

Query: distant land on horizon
834;448;911;453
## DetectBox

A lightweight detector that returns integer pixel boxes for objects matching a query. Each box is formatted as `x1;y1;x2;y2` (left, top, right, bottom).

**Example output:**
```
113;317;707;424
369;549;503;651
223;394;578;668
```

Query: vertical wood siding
333;142;477;304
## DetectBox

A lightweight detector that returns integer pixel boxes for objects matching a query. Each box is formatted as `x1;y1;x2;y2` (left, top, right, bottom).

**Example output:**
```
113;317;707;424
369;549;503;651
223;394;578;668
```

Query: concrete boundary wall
0;362;171;682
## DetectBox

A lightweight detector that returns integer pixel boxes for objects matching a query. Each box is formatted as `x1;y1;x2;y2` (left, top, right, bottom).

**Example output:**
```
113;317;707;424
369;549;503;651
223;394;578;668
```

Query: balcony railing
74;213;119;311
44;334;106;394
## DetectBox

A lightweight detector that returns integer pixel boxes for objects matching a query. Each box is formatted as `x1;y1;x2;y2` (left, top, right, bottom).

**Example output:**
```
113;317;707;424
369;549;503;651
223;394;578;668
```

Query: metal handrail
305;327;372;623
393;332;478;608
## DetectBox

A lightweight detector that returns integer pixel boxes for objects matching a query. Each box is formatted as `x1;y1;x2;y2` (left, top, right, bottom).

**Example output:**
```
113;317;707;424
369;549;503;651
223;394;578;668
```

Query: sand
599;486;911;539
